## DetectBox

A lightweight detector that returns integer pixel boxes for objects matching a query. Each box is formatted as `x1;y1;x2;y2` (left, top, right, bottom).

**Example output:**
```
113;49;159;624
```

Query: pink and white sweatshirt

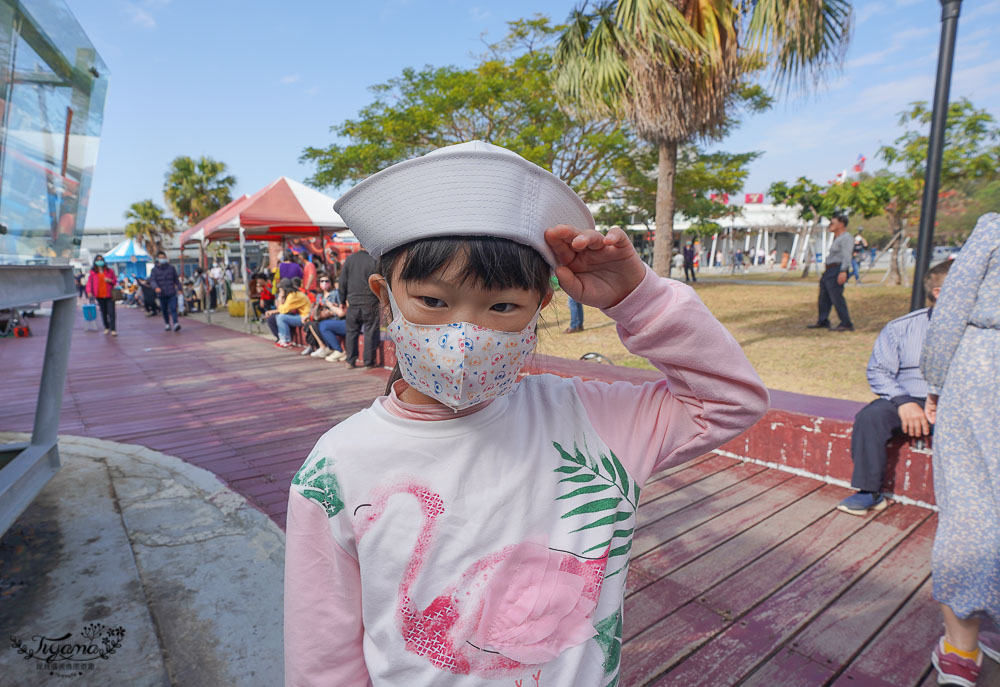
284;267;769;687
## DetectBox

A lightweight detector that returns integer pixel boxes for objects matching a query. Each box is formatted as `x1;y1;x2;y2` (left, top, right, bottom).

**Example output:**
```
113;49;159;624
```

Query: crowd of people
250;249;381;368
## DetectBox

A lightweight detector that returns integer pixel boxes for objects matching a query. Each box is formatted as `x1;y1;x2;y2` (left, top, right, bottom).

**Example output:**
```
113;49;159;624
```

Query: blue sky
70;0;1000;228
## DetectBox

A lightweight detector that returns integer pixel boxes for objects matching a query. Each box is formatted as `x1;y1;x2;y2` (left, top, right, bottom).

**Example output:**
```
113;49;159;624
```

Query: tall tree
768;176;830;277
301;17;633;203
595;142;759;232
124;199;177;255
553;0;852;276
163;156;236;226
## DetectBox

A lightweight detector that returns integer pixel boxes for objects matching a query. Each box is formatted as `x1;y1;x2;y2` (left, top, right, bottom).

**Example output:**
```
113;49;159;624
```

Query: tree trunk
800;221;815;278
653;139;678;278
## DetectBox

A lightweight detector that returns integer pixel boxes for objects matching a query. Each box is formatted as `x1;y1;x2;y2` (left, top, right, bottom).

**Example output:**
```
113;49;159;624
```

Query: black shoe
834;323;855;332
807;322;831;330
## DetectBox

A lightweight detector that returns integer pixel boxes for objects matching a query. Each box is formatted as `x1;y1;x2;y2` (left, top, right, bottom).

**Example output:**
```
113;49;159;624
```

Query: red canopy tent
177;177;347;330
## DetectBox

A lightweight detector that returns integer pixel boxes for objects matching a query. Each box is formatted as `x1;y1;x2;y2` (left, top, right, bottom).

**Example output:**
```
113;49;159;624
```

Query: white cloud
856;2;889;24
281;74;301;84
123;0;170;30
965;0;1000;21
854;74;933;112
469;6;490;21
305;86;321;96
952;58;1000;99
124;3;155;29
846;25;934;69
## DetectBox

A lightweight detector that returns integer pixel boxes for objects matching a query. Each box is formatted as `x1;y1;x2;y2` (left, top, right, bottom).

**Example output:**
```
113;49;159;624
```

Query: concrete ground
0;433;284;687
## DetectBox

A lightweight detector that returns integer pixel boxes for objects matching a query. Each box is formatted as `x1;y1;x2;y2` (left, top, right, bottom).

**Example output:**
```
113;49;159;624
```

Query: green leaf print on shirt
291;455;345;518
552;442;640;579
594;608;623;687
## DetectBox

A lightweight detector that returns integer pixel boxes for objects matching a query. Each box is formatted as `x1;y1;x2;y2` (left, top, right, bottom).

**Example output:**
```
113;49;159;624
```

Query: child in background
284;141;769;686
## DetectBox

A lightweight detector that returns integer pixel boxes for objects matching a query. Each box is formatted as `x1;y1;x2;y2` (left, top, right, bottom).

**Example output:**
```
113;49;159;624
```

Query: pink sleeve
573;266;769;485
284;490;372;687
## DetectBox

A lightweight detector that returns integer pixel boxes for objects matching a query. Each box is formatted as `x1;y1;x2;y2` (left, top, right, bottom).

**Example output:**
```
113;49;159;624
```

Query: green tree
301;17;633;203
163;156;236;226
595;143;759;236
124;199;177;255
768;176;831;277
553;0;852;276
879;98;1000;190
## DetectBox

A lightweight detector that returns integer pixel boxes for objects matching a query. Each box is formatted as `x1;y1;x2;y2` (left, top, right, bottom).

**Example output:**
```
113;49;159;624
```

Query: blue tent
103;238;152;279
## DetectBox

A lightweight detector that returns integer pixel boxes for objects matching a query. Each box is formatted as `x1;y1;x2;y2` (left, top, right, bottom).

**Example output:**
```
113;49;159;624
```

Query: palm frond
745;0;852;91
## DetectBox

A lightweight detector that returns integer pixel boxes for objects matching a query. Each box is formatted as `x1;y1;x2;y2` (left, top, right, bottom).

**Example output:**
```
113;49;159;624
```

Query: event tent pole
239;227;250;334
201;238;211;325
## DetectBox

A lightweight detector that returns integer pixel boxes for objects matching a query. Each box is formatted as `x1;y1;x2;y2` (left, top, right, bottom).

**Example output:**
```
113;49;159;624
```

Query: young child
284;141;769;686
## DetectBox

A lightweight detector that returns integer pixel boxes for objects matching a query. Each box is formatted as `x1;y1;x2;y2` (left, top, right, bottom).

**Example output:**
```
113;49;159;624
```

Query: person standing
683;241;697;283
339;247;380;368
148;251;183;332
851;233;868;284
920;213;1000;687
565;295;584;333
301;255;318;294
807;213;854;332
85;254;117;336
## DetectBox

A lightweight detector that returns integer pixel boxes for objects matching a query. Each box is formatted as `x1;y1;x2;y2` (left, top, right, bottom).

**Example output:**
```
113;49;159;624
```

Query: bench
380;343;934;505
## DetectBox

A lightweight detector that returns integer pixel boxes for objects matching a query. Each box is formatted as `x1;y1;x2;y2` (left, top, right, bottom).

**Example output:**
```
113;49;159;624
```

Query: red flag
709;193;729;204
852;154;866;173
744;193;764;204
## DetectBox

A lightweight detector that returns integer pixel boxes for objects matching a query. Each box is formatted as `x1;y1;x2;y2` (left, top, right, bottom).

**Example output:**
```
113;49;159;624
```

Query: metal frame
0;265;75;535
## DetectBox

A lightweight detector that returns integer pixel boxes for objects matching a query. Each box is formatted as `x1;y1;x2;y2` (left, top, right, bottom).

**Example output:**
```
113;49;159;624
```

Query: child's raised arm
546;225;769;485
284;490;372;686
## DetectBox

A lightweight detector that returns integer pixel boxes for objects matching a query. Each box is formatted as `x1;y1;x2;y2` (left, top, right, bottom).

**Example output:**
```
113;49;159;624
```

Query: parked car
930;245;960;266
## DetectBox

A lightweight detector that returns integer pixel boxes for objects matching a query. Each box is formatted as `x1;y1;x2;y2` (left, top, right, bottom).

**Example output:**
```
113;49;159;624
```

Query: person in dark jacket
148;250;183;332
338;248;380;368
683;241;697;283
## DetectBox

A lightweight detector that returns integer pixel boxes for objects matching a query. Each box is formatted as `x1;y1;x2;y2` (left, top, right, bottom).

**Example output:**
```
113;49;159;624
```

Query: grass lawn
536;279;914;403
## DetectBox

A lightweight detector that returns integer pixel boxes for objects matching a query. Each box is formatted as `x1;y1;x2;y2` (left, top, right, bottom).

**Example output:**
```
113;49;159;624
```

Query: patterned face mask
385;285;541;411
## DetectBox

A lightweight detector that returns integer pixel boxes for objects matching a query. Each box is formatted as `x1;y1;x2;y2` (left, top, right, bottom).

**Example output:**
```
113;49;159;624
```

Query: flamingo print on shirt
353;482;610;678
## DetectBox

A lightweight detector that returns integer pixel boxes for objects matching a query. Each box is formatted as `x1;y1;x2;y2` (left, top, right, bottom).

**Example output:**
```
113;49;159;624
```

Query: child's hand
545;225;646;309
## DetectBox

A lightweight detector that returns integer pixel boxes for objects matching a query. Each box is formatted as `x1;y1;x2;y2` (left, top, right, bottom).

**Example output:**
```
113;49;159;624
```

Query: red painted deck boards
0;306;949;686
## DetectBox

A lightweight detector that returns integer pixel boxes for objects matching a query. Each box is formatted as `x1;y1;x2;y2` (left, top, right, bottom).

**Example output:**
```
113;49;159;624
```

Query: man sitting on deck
837;260;952;516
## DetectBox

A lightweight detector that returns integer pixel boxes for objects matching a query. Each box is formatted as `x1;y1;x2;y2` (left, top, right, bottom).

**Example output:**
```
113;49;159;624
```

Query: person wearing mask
305;274;348;360
148;251;183;332
85;254;117;336
263;278;311;348
807;213;855;332
338;246;380;368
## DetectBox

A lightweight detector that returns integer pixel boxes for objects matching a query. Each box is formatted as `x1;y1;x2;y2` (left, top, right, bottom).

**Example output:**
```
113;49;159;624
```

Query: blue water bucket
82;304;98;321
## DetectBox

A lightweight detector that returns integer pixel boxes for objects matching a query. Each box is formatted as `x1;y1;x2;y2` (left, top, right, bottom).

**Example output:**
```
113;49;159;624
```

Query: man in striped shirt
837;260;953;515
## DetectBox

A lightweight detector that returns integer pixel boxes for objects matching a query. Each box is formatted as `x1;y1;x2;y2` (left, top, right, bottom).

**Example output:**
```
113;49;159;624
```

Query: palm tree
554;0;852;276
124;199;177;255
163;156;237;226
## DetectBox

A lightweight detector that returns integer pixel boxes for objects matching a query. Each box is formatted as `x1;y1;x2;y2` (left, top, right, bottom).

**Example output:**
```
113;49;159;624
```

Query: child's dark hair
377;236;551;395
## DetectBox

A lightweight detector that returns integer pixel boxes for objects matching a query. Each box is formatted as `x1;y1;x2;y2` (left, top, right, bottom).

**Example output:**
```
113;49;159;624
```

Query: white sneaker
164;324;171;331
311;347;333;358
325;351;347;362
301;346;315;356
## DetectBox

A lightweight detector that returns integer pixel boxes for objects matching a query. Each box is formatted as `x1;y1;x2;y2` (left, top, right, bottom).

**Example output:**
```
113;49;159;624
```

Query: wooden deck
3;304;994;686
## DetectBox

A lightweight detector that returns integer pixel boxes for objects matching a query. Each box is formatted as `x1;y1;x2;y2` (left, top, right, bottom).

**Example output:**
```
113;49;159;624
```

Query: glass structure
0;0;108;265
